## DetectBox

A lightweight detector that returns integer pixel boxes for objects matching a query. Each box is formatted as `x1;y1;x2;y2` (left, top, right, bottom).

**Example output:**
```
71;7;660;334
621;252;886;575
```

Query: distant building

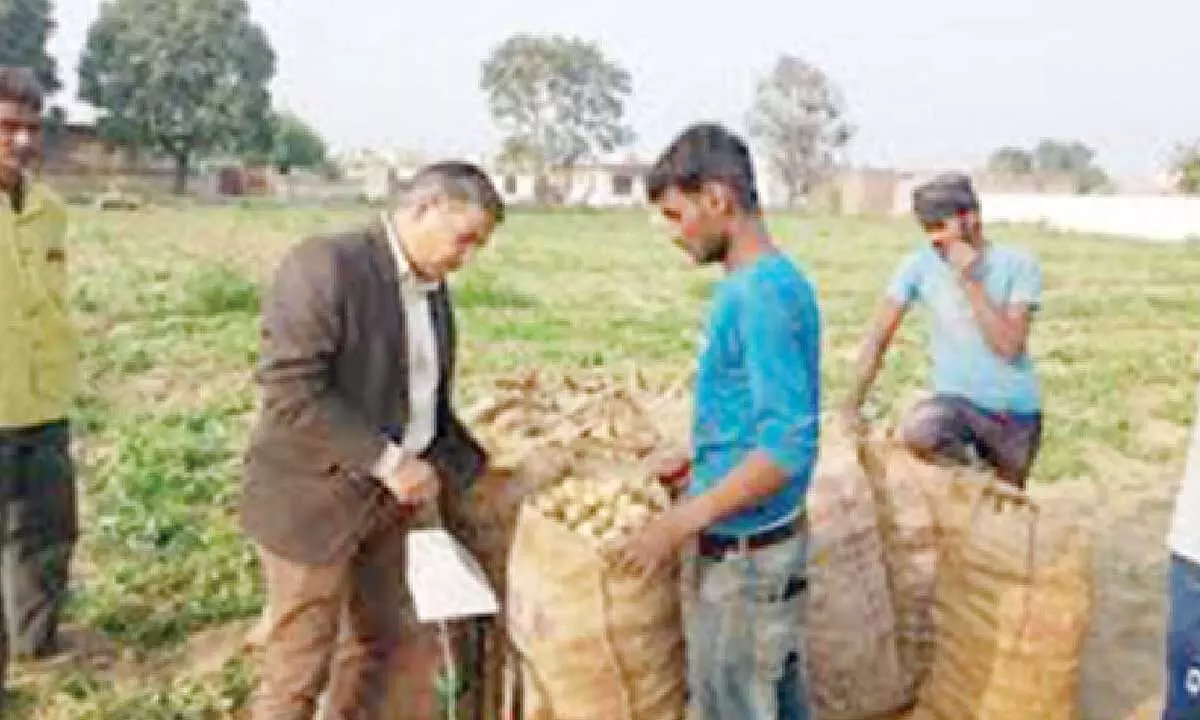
491;155;650;208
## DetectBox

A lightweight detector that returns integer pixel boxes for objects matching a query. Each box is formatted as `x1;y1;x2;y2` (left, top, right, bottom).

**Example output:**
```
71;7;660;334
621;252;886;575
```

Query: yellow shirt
0;182;76;429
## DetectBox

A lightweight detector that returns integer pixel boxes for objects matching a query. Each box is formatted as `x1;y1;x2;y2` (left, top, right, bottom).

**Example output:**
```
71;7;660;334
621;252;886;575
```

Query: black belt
0;419;69;450
697;516;803;560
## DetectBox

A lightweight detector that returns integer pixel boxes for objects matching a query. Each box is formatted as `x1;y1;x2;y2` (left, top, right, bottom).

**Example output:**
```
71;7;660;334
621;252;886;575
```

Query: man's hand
383;457;440;508
620;504;699;576
943;239;980;281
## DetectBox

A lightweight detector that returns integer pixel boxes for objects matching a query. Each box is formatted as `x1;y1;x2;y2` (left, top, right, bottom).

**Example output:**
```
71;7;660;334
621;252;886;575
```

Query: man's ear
962;210;983;241
700;181;733;216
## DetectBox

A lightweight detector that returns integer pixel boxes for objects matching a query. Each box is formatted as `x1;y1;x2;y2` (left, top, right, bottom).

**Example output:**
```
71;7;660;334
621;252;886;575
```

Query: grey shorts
899;395;1043;487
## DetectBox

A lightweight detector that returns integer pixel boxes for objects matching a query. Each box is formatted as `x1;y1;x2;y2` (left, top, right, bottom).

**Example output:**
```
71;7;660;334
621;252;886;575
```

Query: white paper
405;528;500;623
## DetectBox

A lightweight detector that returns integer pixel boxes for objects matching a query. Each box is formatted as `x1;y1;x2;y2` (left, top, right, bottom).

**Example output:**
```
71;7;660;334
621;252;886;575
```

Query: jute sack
507;505;685;720
913;483;1093;720
805;435;909;719
862;442;948;696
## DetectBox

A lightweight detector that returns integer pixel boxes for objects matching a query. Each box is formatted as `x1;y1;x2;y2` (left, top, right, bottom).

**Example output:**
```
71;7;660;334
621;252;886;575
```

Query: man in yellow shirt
0;67;78;688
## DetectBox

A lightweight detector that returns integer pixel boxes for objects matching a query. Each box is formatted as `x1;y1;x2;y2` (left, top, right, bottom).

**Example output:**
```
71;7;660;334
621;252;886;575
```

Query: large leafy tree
747;54;853;207
0;0;61;94
78;0;275;194
481;34;634;203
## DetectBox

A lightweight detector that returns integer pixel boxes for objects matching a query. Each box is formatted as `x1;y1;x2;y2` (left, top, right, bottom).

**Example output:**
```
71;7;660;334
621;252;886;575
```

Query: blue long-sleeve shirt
689;252;821;536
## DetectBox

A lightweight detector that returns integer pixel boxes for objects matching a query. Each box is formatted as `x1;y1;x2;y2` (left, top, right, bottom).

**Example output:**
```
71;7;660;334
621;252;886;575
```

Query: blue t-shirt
690;253;821;537
886;243;1042;414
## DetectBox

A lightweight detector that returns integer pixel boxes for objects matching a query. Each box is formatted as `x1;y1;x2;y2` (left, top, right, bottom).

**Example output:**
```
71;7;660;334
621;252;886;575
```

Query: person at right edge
1163;385;1200;719
841;172;1044;489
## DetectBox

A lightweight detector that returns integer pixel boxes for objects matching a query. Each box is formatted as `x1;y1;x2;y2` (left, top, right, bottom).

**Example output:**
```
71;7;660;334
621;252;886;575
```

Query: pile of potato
529;472;672;547
460;367;689;554
466;366;688;451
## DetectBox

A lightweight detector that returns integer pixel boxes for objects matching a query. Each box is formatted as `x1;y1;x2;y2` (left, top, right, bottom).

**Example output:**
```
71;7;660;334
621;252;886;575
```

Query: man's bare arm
961;279;1033;362
843;299;907;421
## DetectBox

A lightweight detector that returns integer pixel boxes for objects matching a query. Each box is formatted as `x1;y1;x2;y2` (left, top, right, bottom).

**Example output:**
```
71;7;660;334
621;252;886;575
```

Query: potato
532;493;557;514
646;484;671;511
615;504;652;533
591;506;615;534
599;528;625;547
574;520;601;540
562;504;585;528
580;487;602;511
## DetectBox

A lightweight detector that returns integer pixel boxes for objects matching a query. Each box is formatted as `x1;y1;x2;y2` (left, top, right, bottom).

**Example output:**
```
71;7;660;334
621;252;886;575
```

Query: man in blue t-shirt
841;172;1043;488
622;122;820;720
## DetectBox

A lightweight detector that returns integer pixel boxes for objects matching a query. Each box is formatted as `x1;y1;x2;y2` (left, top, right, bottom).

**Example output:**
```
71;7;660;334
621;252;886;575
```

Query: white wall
975;194;1200;243
565;168;644;207
491;167;646;207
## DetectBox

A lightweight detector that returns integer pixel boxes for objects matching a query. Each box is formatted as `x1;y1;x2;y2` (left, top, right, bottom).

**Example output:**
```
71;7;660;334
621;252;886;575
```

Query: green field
10;206;1199;717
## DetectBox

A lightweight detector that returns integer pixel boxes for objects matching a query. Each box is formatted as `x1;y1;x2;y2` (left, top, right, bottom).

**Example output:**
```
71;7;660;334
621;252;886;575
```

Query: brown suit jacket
240;221;487;564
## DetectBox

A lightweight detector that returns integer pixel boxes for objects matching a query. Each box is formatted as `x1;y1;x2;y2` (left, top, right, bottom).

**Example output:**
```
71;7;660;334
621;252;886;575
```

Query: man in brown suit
241;161;505;720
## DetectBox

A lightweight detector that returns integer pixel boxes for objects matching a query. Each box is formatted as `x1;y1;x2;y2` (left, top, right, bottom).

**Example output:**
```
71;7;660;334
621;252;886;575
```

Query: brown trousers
251;505;407;720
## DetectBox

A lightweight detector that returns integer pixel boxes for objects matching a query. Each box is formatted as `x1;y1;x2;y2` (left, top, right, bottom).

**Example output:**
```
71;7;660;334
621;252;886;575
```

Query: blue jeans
683;531;810;720
1167;553;1200;719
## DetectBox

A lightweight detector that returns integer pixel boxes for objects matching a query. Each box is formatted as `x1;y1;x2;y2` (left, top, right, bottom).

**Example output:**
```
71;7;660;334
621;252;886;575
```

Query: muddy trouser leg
2;421;77;659
899;396;976;466
971;411;1043;490
947;400;1043;489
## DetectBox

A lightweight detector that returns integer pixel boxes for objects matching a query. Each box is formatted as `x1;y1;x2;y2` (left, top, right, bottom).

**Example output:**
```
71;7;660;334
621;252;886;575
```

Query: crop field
7;205;1200;718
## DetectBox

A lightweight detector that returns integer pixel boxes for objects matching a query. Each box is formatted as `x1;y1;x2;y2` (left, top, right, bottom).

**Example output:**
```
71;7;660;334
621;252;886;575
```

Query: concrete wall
977;193;1200;242
839;169;900;216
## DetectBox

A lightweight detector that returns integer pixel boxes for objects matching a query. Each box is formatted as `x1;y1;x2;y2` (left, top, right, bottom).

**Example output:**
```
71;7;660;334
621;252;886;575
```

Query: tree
480;34;634;204
1170;141;1200;195
987;146;1034;175
747;55;853;208
240;112;328;174
1033;139;1095;176
0;0;61;94
1032;138;1110;193
270;113;327;174
78;0;275;195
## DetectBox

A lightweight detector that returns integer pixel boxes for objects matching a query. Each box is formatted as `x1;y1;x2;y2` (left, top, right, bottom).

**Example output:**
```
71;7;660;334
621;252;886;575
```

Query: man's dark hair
912;172;979;224
397;160;506;224
646;122;761;212
0;67;44;113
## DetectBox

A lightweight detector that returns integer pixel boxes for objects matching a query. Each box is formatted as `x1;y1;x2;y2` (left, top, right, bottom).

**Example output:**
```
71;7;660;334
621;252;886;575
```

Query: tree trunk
173;153;190;196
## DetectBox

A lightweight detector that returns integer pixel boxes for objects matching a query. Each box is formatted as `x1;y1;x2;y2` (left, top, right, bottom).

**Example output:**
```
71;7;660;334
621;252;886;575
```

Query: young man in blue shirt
841;173;1043;488
622;122;821;719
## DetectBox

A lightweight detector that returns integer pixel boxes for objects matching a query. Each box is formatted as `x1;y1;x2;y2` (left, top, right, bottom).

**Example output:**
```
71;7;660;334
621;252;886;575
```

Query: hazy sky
50;0;1197;179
